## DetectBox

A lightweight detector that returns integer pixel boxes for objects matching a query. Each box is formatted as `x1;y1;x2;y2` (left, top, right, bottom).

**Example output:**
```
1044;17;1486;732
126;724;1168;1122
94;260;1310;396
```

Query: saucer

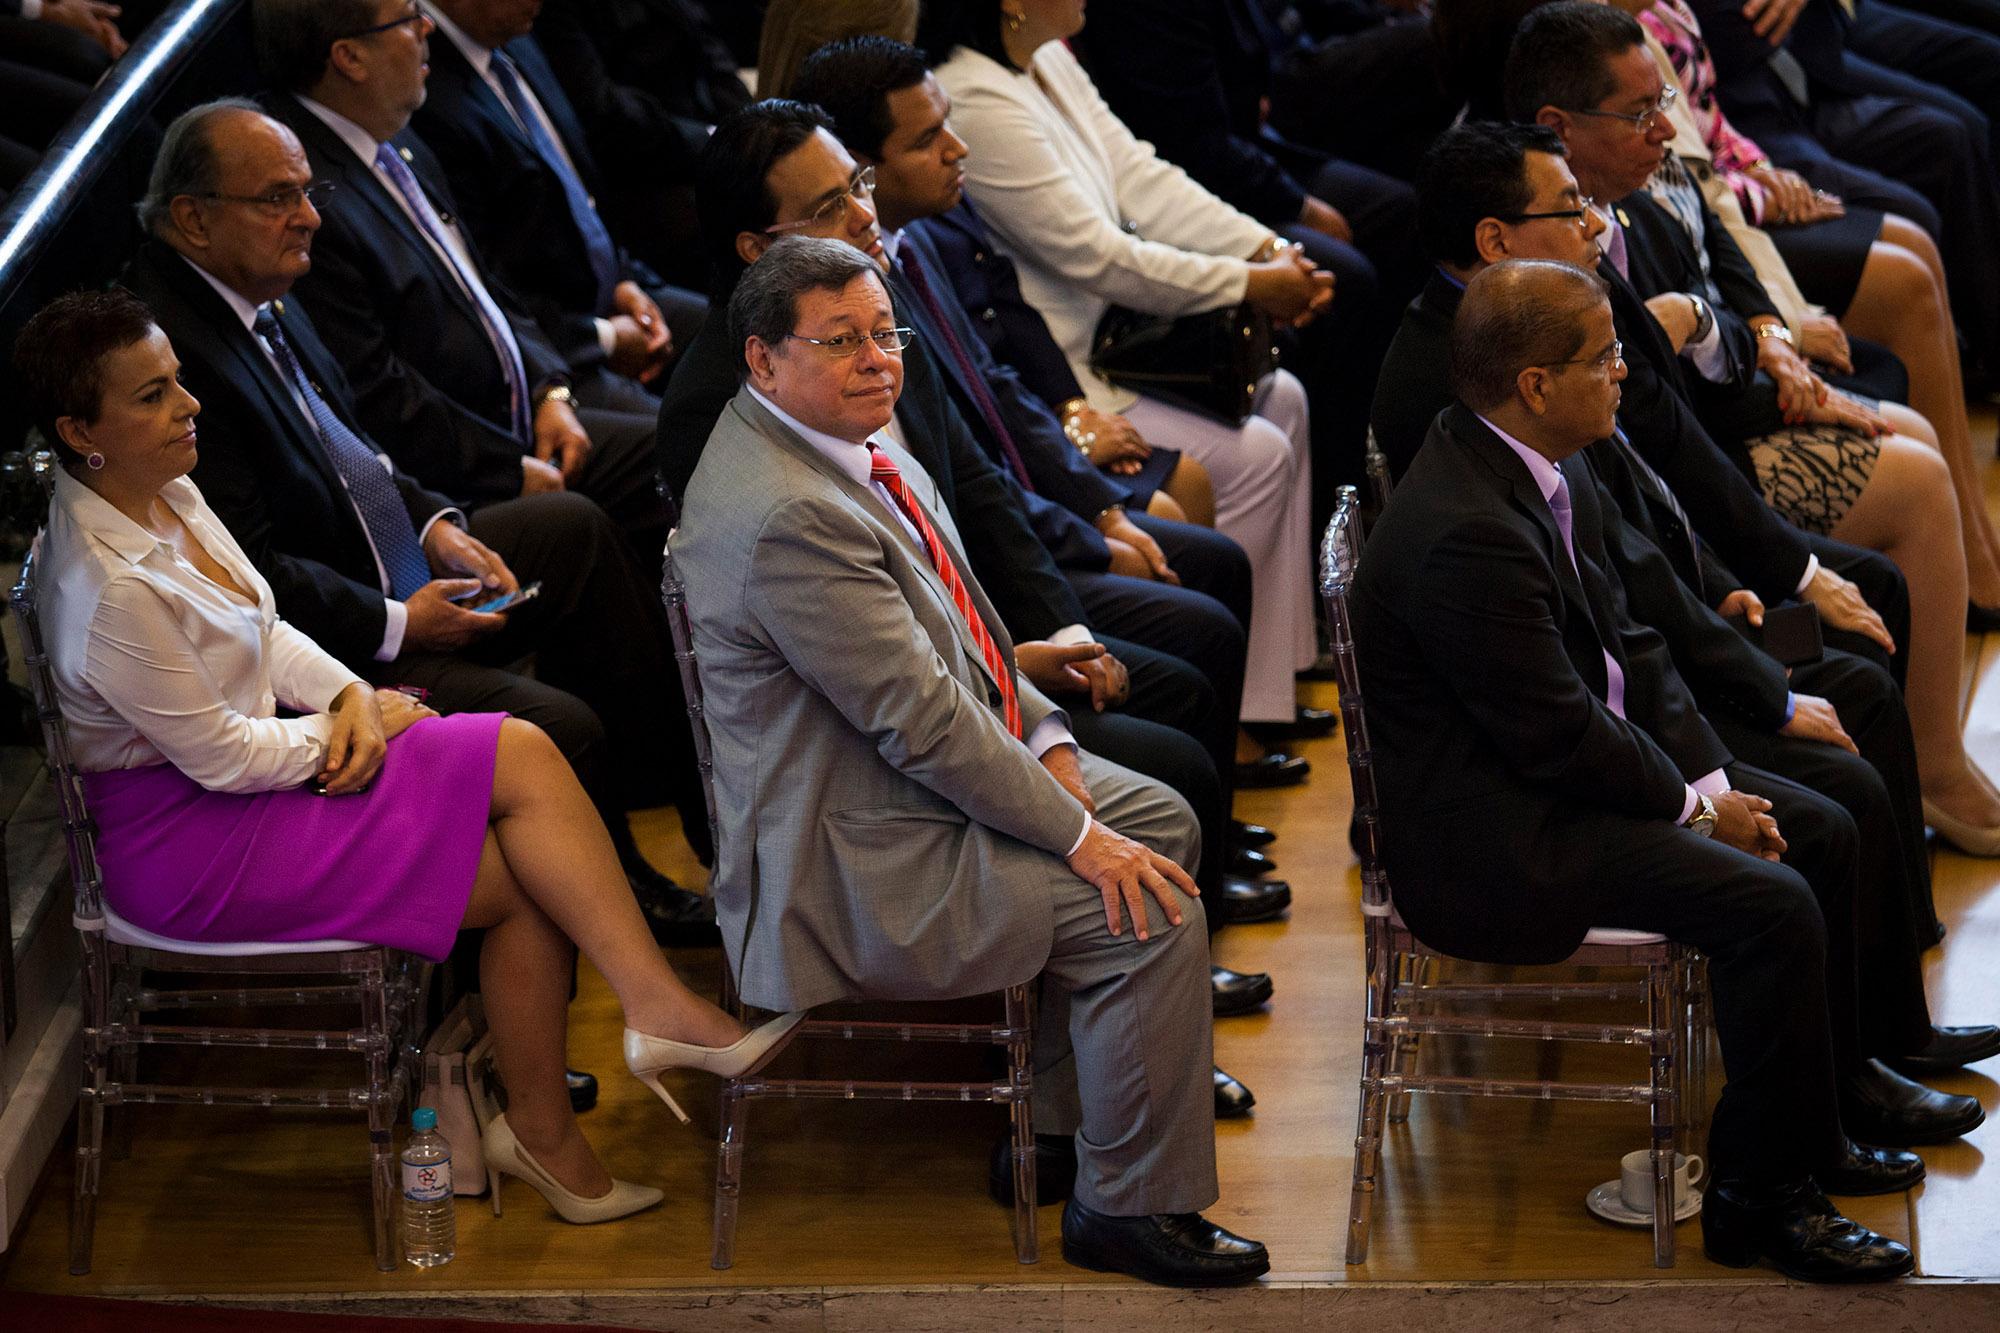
1585;1178;1701;1227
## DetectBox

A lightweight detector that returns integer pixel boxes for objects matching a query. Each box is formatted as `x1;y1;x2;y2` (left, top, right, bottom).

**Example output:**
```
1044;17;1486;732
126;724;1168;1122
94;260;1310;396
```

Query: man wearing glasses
671;233;1269;1289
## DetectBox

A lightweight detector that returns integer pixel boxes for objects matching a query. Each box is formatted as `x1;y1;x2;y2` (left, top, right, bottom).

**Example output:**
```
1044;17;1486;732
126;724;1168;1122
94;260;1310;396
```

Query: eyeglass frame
764;166;877;235
340;0;426;40
195;180;338;217
1496;195;1599;227
1566;83;1679;135
780;327;917;358
1549;338;1625;376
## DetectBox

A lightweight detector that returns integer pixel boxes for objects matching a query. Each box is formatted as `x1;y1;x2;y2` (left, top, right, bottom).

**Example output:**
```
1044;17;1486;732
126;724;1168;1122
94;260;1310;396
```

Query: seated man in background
1355;258;1922;1282
673;234;1267;1289
252;0;670;555
122;98;716;943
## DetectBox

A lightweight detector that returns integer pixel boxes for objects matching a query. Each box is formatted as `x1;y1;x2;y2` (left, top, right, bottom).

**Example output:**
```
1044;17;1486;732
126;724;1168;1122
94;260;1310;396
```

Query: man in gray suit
672;236;1269;1289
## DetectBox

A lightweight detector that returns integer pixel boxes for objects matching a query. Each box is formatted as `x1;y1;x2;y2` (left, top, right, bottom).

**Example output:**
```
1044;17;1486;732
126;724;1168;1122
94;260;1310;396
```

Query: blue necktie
254;307;434;601
372;141;532;443
488;49;621;314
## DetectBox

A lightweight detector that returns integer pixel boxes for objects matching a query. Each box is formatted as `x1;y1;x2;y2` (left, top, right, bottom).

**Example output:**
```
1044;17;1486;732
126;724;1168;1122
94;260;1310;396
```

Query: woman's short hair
1449;259;1608;412
915;0;1015;70
12;289;163;463
729;236;884;379
756;0;918;98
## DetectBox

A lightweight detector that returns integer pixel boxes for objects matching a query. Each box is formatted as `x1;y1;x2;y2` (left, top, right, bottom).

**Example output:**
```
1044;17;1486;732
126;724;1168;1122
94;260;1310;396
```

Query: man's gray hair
729;236;885;380
1449;258;1609;411
136;97;266;238
253;0;378;93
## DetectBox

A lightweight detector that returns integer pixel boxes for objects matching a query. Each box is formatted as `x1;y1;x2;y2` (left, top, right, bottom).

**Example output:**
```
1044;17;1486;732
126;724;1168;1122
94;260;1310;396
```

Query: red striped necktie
866;443;1022;738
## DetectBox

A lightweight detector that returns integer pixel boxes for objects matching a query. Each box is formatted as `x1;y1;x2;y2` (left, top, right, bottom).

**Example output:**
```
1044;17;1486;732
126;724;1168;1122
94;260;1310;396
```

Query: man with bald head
1353;259;1914;1282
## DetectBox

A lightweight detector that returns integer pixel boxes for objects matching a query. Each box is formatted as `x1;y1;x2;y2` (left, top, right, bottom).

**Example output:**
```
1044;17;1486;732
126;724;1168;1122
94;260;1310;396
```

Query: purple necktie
488;49;621;314
1548;463;1627;719
896;243;1037;493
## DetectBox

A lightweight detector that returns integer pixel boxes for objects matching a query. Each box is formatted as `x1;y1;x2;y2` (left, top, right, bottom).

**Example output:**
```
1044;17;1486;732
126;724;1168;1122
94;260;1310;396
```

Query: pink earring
86;452;105;470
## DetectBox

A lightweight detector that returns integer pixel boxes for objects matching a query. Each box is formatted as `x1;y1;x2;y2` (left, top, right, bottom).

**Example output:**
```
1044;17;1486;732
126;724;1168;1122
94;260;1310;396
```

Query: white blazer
937;41;1272;412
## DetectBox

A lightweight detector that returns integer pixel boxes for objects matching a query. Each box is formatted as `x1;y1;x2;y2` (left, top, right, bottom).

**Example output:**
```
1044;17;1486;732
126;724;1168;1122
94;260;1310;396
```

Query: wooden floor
4;442;2000;1319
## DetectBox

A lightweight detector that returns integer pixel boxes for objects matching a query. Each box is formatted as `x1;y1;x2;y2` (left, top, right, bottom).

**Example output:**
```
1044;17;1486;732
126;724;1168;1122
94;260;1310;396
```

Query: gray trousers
1030;752;1217;1217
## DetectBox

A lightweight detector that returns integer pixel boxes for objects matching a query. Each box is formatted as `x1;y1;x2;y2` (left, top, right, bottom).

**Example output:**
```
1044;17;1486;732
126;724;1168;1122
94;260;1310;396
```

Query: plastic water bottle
401;1106;456;1268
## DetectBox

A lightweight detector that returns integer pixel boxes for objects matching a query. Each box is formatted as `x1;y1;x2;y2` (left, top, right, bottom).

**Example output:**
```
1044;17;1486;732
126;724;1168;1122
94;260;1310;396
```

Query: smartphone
467;581;542;615
1724;602;1823;668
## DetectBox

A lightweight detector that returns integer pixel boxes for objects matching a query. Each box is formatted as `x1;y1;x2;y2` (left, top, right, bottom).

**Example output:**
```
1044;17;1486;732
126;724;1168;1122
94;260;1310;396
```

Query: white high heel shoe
481;1112;663;1224
1923;798;2000;857
623;1011;809;1121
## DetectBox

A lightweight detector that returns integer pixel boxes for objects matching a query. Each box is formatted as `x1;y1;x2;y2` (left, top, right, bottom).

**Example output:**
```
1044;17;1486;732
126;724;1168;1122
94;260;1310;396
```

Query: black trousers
1808;532;1912;689
571;367;676;563
1266;15;1457;183
1850;0;2000;162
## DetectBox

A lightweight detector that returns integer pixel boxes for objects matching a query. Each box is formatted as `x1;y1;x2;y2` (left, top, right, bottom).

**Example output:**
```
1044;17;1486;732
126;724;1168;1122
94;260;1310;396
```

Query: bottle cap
412;1107;437;1131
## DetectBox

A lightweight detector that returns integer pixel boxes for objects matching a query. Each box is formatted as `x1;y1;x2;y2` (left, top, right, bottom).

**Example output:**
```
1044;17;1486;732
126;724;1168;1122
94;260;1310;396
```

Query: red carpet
0;1291;643;1332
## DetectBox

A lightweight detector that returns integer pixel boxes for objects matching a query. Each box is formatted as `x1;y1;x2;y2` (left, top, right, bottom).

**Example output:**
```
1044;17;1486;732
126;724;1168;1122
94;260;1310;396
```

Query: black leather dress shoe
1213;1065;1255;1118
1839;1057;1986;1145
1888;1024;2000;1077
1212;965;1274;1017
1210;875;1291;925
1229;846;1278;877
1818;1139;1926;1196
633;878;722;948
1702;1178;1913;1281
987;1133;1077;1207
1234;752;1310;788
565;1068;598;1114
1062;1200;1270;1287
1231;821;1277;849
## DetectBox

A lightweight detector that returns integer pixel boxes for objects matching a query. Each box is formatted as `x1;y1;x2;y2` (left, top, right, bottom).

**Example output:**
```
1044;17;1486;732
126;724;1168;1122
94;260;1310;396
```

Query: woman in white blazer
928;0;1334;725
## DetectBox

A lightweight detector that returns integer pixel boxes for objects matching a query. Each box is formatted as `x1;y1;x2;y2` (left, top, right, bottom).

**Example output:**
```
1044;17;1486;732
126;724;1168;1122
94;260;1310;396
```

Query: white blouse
38;467;366;792
936;41;1272;412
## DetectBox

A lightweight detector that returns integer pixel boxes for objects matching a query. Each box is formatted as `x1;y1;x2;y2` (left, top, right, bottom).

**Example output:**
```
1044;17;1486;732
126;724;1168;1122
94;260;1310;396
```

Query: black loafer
1888;1024;2000;1077
1234;752;1310;788
1061;1200;1270;1287
987;1133;1077;1207
1839;1057;1986;1145
1214;1065;1255;1118
1212;965;1274;1017
1702;1178;1913;1281
1210;875;1291;925
1818;1139;1926;1196
1232;821;1277;849
565;1068;598;1114
1229;846;1278;877
633;879;721;948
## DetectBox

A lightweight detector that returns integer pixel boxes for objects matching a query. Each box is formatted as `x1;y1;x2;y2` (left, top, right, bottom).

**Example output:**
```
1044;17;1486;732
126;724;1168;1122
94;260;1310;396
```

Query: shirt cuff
21;0;43;18
1677;769;1734;824
1783;692;1797;725
376;599;409;663
1026;717;1075;758
1793;553;1820;597
1684;313;1730;382
1048;624;1094;647
1066;814;1091;858
415;508;464;550
595;317;616;359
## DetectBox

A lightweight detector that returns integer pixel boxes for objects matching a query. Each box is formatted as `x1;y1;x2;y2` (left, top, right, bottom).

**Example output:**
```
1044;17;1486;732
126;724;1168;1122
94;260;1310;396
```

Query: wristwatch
1755;321;1795;346
534;381;576;411
1682;792;1717;839
1685;292;1714;345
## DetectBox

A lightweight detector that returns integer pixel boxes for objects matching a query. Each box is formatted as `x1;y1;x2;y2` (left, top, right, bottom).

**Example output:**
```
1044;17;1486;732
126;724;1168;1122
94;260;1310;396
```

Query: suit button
973;250;987;263
980;307;998;322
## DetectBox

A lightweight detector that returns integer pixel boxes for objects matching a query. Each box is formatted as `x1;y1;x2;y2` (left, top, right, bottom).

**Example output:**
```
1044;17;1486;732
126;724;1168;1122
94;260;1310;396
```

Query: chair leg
1005;983;1038;1265
1345;936;1397;1265
67;1083;105;1276
1386;953;1421;1124
364;973;398;1272
1648;960;1677;1269
711;1084;750;1270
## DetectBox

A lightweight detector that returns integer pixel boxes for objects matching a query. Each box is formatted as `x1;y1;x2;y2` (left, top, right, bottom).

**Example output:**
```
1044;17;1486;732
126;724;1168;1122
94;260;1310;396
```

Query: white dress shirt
182;256;462;662
39;467;366;792
747;387;1089;853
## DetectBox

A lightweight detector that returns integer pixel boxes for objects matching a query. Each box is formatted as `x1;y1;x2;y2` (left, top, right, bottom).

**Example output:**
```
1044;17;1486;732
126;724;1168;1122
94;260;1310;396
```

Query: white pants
1122;371;1316;723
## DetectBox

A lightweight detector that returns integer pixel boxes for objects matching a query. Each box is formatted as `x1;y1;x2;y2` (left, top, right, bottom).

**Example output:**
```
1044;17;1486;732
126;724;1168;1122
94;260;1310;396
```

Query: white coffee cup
1618;1148;1703;1215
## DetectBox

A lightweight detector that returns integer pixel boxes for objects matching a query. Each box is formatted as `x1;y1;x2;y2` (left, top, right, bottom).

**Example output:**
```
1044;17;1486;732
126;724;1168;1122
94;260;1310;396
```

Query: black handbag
1088;300;1279;425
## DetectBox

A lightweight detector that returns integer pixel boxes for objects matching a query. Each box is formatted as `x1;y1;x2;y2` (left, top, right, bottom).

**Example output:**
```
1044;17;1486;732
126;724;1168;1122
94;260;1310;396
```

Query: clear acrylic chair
12;540;432;1274
1319;486;1708;1269
661;536;1037;1271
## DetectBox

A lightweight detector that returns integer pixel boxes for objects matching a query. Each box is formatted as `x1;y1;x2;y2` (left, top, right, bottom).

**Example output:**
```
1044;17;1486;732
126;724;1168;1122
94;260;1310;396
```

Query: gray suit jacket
672;389;1088;1010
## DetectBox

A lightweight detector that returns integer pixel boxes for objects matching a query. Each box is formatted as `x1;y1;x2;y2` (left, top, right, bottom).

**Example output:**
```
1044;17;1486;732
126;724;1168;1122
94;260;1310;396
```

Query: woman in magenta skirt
14;290;800;1225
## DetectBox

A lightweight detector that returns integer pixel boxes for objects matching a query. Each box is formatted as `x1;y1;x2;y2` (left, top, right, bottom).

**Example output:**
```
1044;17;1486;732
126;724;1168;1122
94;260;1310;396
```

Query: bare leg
1158;457;1216;527
1143;490;1188;523
1843;230;2000;603
1830;436;2000;826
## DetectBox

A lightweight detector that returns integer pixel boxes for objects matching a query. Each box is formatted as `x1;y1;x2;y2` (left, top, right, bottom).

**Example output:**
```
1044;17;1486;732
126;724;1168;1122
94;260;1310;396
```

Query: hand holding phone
465;580;541;614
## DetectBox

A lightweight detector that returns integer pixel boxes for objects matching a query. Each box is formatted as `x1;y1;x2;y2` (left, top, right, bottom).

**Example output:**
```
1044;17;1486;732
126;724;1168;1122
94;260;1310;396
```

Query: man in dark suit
122;99;717;940
411;0;707;384
1358;258;1921;1280
531;0;749;290
250;0;670;555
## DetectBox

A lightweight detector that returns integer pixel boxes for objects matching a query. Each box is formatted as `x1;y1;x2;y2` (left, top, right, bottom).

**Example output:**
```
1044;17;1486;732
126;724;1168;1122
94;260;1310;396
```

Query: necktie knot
865;442;900;484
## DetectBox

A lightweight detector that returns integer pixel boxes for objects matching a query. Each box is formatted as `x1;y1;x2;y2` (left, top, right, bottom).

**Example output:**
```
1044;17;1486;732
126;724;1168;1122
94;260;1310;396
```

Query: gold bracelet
1056;396;1089;421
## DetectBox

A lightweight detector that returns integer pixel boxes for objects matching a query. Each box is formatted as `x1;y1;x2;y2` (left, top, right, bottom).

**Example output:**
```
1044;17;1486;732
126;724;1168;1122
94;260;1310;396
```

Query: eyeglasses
1552;339;1624;375
1498;195;1598;227
198;181;337;217
764;167;877;234
341;0;426;39
783;327;916;358
1569;84;1678;134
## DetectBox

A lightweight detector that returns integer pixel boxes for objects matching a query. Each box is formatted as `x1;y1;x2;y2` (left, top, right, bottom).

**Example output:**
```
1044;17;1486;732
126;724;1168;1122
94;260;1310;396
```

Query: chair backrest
1317;485;1390;922
1363;427;1394;513
9;471;109;937
659;533;722;863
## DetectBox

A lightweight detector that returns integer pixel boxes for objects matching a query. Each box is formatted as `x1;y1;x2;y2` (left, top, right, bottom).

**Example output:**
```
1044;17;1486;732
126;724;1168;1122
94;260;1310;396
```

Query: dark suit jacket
264;92;566;508
658;284;1091;641
1693;0;1863;128
120;241;458;671
412;31;660;372
1354;403;1733;962
912;201;1087;412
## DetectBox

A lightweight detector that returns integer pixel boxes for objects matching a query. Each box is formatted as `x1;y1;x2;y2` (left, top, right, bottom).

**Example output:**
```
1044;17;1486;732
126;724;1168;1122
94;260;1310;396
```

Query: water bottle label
403;1153;452;1203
